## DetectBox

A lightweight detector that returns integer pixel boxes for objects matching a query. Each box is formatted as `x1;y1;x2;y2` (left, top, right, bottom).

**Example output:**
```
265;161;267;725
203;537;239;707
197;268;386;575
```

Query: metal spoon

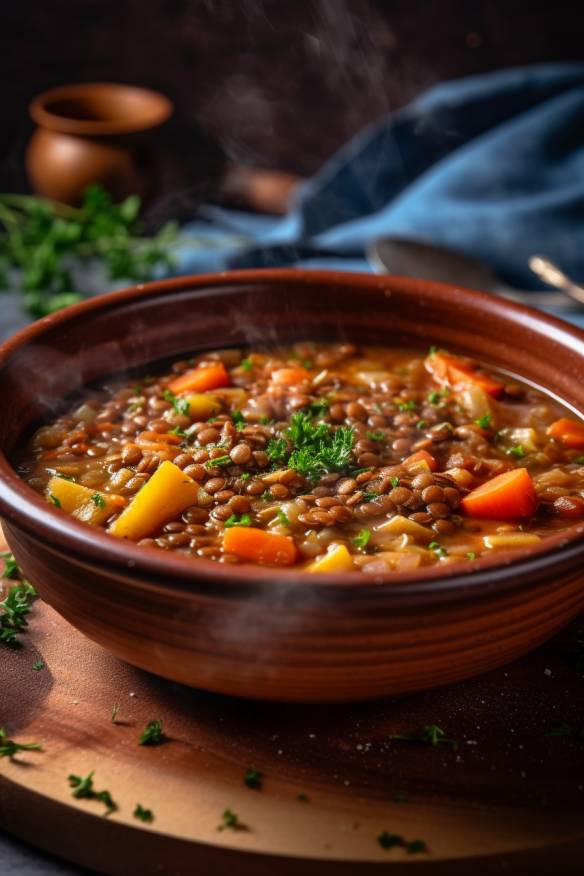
528;255;584;306
367;238;580;309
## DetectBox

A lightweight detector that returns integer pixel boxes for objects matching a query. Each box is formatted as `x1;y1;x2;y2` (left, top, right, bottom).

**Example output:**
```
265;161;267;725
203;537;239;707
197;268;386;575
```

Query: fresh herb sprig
68;770;117;815
378;831;427;854
390;724;458;750
0;578;37;646
0;727;42;759
0;185;178;318
243;767;263;790
139;720;166;746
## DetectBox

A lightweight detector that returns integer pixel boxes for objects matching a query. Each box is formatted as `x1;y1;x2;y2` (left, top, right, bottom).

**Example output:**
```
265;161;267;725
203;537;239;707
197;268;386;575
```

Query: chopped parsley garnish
168;425;187;437
132;385;143;396
277;412;354;480
377;830;427;853
32;660;45;671
231;410;246;430
475;414;492;429
239;472;251;481
466;551;477;561
428;541;447;557
241;357;253;372
134;803;154;822
91;492;106;509
276;509;290;527
261;490;274;501
390;476;400;488
0;551;19;579
224;513;252;528
139;719;166;746
111;704;121;723
307;399;329;418
68;771;117;815
415;420;427;430
390;723;458;750
266;437;288;462
259;415;272;425
507;444;525;458
218;808;247;831
162;388;190;417
427;390;441;405
204;455;232;469
0;579;37;646
362;490;379;502
243;767;263;789
398;400;417;412
49;493;61;508
297;792;310;802
0;728;42;758
353;529;371;550
366;431;385;442
128;402;142;412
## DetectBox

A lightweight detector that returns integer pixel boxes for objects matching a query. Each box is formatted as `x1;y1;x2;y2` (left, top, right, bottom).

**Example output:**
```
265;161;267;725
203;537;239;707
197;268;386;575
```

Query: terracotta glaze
0;270;583;701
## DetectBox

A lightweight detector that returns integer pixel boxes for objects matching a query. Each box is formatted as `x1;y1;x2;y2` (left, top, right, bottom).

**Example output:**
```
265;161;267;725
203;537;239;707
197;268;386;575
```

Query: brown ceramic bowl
1;270;584;702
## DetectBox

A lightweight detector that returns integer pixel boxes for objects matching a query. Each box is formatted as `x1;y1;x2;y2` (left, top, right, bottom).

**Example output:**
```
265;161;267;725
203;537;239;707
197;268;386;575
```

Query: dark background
1;0;583;208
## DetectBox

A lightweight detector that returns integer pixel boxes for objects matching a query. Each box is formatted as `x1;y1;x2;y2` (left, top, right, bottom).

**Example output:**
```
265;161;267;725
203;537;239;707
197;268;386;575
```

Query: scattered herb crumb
111;704;121;723
49;493;61;508
32;660;45;671
0;579;37;646
0;728;42;759
475;414;492;429
218;808;247;832
466;551;477;561
68;771;117;815
276;509;290;527
243;767;263;790
90;492;106;509
390;724;458;750
134;803;154;823
139;719;166;746
0;551;19;579
378;831;427;854
241;357;253;372
224;513;252;528
353;529;371;550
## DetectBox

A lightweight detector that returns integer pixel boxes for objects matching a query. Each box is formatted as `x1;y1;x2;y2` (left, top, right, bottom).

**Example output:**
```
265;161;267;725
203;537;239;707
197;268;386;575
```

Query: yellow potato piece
483;533;541;549
183;393;221;420
47;476;122;526
374;514;433;542
307;543;354;573
109;460;200;540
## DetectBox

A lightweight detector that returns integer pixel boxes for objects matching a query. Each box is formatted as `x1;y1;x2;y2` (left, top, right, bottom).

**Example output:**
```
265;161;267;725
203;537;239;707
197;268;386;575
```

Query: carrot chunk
136;431;183;446
403;449;438;472
461;468;537;519
223;526;299;566
167;362;230;395
426;352;504;398
270;367;311;386
547;418;584;449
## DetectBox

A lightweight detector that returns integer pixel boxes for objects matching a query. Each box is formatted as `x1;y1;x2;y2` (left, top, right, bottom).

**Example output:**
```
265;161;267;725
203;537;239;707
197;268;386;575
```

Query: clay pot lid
29;82;173;136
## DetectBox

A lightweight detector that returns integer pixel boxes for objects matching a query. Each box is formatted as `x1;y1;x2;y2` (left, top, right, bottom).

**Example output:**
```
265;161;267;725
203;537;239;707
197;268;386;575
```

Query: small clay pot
26;82;173;204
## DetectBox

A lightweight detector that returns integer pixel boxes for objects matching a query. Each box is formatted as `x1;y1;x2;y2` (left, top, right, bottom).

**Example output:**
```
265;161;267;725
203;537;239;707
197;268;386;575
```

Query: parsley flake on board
139;720;166;746
68;771;117;815
0;579;37;646
0;551;19;579
390;724;458;750
134;803;154;823
243;767;263;789
218;809;248;832
32;660;45;671
111;704;121;723
0;728;42;759
377;831;428;854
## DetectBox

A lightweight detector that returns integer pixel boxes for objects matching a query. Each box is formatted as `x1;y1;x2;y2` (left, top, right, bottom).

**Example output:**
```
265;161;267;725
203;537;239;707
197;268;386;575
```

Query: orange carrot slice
167;362;230;395
223;526;299;566
461;468;537;519
270;367;311;386
137;431;183;445
547;418;584;449
403;449;438;472
426;352;504;398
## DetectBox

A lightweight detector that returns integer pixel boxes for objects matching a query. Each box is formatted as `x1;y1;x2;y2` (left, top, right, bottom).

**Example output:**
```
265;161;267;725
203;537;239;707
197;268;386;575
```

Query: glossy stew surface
18;343;584;575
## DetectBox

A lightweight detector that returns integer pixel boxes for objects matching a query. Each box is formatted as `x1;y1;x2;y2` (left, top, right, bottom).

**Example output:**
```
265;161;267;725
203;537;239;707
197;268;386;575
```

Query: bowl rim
29;82;173;136
1;268;584;599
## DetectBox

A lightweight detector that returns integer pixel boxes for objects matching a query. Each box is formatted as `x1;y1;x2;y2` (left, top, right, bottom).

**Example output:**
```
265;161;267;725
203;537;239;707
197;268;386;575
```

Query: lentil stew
18;343;584;574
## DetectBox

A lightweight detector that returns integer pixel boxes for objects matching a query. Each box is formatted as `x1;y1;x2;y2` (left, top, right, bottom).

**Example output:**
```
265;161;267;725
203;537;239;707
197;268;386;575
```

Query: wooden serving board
1;528;584;876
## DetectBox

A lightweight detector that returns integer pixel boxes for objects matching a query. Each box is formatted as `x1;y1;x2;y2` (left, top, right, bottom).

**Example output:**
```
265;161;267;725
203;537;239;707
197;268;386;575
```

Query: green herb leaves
0;579;37;646
353;529;371;550
243;767;263;789
91;492;106;509
0;185;177;318
0;728;42;759
224;513;252;528
163;389;190;417
475;414;492;429
134;803;154;823
68;770;117;815
218;808;247;831
390;723;458;750
378;831;427;854
139;720;166;746
0;551;19;579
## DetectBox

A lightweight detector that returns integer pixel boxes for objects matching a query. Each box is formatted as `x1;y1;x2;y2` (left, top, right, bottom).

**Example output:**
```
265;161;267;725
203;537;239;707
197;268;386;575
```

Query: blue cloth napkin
176;62;584;328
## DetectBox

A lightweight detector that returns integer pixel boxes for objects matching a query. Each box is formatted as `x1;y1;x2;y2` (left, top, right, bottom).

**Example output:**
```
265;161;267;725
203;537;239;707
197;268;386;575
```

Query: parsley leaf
0;551;19;579
390;724;458;750
0;727;42;758
163;389;190;417
224;513;252;528
507;444;525;458
266;438;288;462
241;358;253;372
231;410;246;430
205;455;232;469
390;477;400;488
353;529;371;550
139;720;166;746
91;492;106;509
0;579;37;646
134;803;154;822
243;767;263;789
475;414;492;429
276;509;290;526
428;541;447;557
218;808;248;831
466;551;477;561
32;660;45;671
366;431;385;442
68;770;117;815
49;493;61;508
397;400;417;412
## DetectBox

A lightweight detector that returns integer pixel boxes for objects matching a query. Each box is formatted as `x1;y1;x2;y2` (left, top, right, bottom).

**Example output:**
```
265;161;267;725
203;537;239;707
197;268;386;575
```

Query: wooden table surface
1;528;584;875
